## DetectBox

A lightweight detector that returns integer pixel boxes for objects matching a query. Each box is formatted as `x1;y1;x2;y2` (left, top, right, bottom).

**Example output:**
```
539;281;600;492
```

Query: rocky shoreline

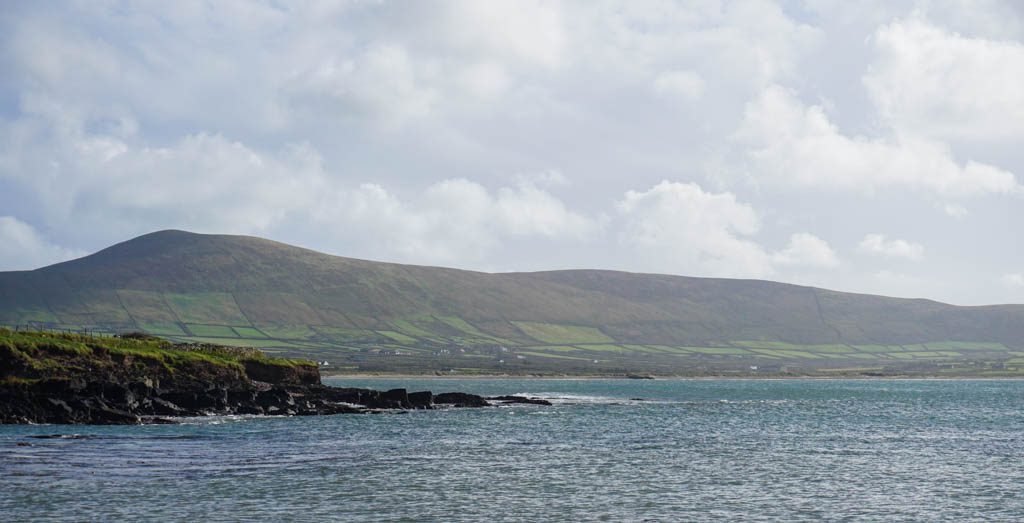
0;330;551;425
0;378;551;424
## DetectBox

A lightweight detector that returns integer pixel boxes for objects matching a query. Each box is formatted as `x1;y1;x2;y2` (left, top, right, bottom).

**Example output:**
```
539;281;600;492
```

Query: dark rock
129;379;156;395
235;404;265;415
382;388;411;409
3;353;497;423
434;392;490;408
355;388;406;409
37;378;86;395
227;389;256;408
256;388;294;410
47;397;74;416
244;360;320;386
408;391;433;409
92;405;140;425
102;384;138;410
144;417;178;425
487;395;553;406
150;397;184;416
160;391;203;411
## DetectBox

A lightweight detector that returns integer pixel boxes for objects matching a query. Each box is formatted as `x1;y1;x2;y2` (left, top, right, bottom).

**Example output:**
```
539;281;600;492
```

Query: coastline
323;372;1024;380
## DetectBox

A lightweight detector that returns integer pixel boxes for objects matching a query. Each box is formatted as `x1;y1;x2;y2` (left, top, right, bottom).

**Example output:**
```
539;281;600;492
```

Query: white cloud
493;181;595;238
4;126;329;237
616;181;772;278
773;233;839;268
942;203;969;218
329;177;598;265
435;0;565;68
865;19;1024;144
0;217;84;270
1003;273;1024;287
735;85;1021;197
653;70;705;101
287;43;438;128
859;234;925;260
457;62;511;99
576;0;821;91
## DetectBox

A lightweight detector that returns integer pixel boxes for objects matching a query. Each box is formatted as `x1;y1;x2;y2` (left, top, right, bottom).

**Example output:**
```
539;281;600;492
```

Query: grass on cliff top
0;329;316;374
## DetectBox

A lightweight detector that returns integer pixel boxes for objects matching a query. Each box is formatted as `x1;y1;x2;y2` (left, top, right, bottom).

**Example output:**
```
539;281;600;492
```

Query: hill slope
2;230;1022;375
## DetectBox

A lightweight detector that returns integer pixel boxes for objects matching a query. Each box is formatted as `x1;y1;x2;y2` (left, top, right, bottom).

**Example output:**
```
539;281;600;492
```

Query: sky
0;0;1022;305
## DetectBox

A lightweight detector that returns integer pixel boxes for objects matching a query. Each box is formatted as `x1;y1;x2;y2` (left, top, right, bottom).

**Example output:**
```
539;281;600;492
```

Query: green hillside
2;230;1023;375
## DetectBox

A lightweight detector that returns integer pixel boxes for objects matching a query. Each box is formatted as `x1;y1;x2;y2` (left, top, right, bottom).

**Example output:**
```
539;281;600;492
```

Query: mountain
2;230;1022;375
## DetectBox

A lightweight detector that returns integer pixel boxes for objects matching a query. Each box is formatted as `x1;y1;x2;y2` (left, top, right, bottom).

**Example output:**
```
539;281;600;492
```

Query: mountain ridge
2;230;1022;375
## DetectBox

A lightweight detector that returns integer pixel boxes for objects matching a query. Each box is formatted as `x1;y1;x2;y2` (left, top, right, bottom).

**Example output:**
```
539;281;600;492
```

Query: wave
511;392;655;405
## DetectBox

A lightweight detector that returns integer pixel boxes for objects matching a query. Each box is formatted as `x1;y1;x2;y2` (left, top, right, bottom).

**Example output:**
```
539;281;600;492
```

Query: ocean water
3;379;1024;522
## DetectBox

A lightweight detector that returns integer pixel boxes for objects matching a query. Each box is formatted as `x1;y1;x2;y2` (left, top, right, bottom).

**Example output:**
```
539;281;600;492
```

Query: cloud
575;0;820;91
327;177;598;265
1;92;597;266
773;233;839;268
653;70;705;101
0;216;84;270
616;181;772;278
493;180;595;238
942;203;969;218
3;124;330;238
859;234;924;260
286;43;438;129
1003;273;1024;287
735;84;1021;197
434;0;565;68
865;19;1024;144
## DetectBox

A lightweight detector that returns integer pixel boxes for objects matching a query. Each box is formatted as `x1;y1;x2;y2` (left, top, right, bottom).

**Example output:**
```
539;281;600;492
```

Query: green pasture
523;345;580;353
185;324;239;337
138;322;188;336
851;345;900;353
164;293;251;325
921;341;1005;351
232;326;266;338
684;347;750;355
389;319;436;338
519;351;594;361
376;330;417;344
258;324;317;340
575;344;625;352
511;321;614;344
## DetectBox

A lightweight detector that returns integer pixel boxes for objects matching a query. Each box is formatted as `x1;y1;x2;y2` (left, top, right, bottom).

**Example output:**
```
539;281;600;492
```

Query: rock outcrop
487;395;554;406
0;330;516;425
0;375;501;424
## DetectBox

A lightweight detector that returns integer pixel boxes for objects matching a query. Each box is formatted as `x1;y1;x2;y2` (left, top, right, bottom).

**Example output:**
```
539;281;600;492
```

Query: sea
3;378;1024;521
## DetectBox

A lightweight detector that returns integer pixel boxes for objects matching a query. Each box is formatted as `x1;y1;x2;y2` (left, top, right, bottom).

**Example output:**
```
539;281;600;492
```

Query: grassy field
9;307;1020;376
185;324;239;337
0;328;315;383
511;322;614;344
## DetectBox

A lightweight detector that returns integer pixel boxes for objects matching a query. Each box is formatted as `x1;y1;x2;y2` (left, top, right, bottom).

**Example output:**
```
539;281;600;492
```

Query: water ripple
3;379;1024;521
